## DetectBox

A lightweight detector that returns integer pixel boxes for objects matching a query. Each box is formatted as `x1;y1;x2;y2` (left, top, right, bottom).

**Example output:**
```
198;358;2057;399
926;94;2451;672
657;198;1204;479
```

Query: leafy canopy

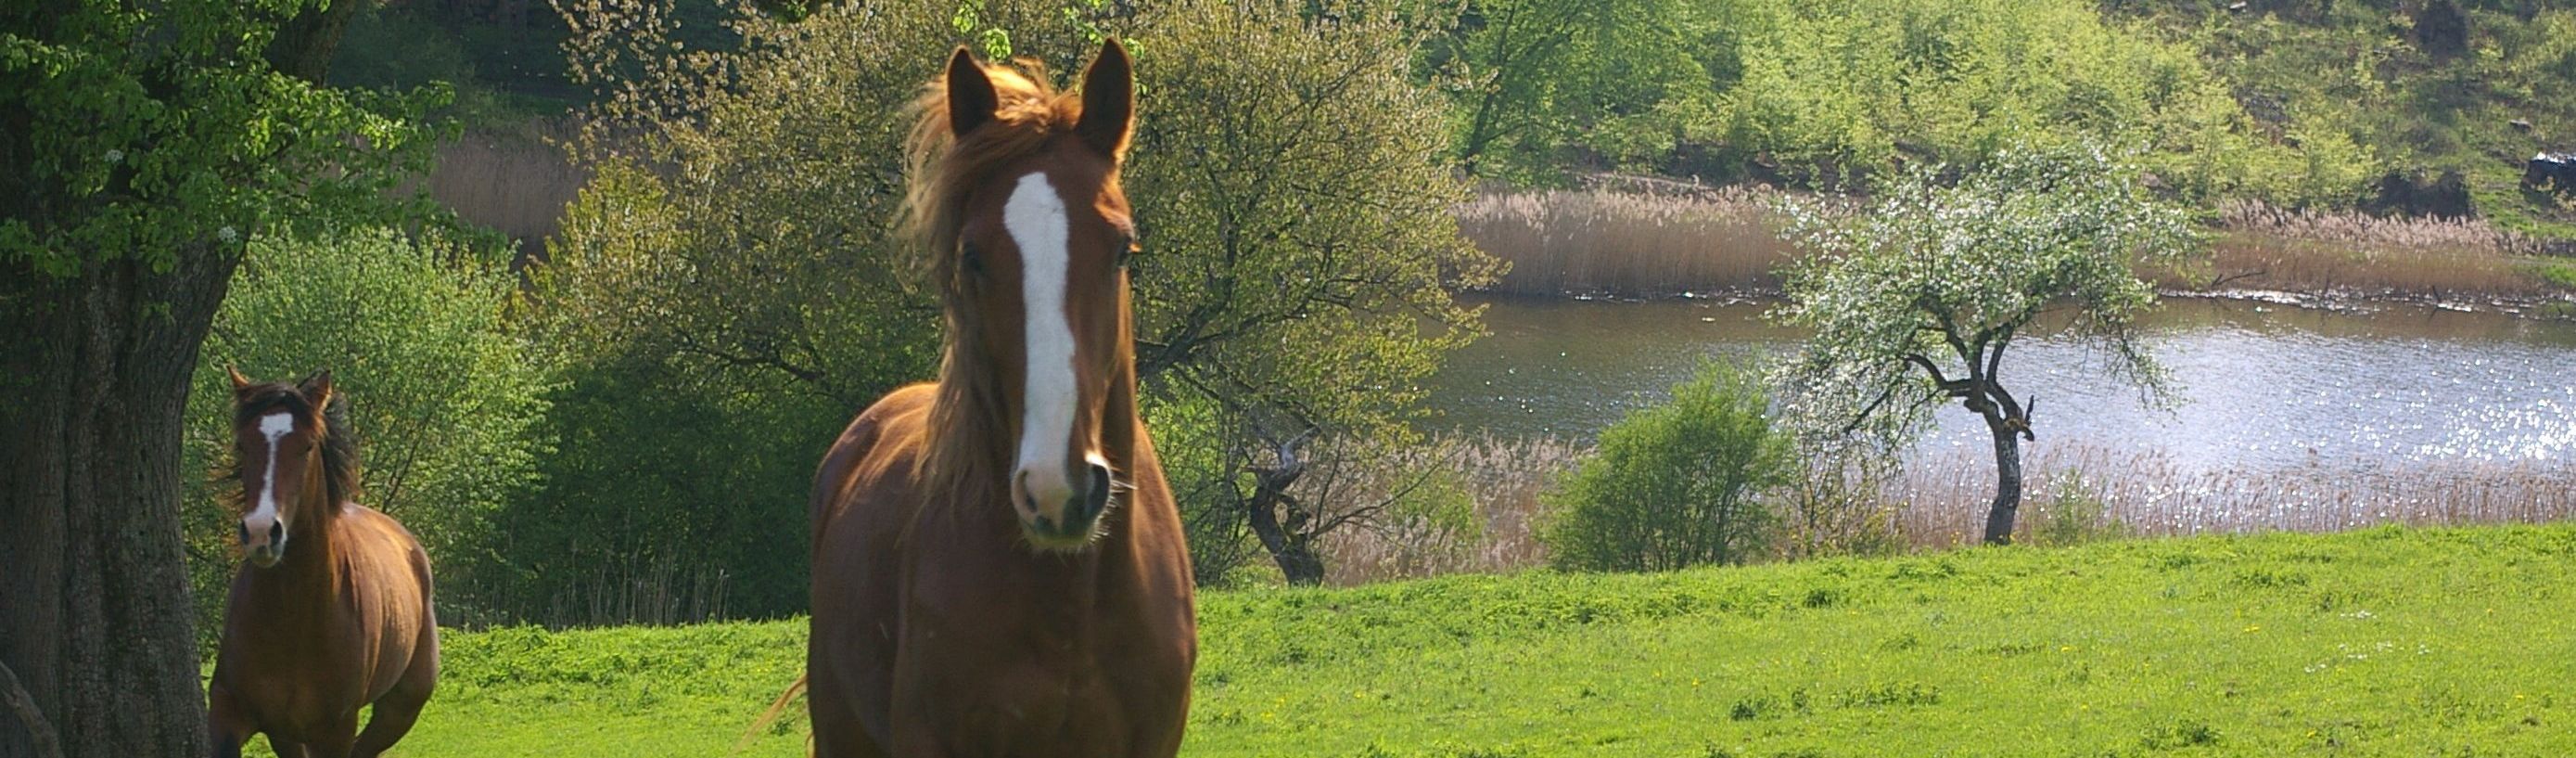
1;0;447;276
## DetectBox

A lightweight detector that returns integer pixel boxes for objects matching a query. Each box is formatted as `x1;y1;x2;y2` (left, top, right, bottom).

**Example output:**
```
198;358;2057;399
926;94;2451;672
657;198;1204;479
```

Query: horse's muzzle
241;520;287;567
1018;459;1115;548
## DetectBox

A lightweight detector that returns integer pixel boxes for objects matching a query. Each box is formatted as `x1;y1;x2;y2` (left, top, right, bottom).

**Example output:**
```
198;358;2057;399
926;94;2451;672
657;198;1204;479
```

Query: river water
1427;295;2576;475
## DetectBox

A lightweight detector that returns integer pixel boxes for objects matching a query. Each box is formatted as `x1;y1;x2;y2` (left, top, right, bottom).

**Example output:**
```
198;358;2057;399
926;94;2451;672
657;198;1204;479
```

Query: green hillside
338;524;2576;757
357;0;2576;237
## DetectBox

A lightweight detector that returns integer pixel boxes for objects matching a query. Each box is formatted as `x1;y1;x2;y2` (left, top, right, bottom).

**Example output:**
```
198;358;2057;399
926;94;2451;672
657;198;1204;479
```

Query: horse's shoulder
335;503;422;548
814;384;937;538
823;384;935;478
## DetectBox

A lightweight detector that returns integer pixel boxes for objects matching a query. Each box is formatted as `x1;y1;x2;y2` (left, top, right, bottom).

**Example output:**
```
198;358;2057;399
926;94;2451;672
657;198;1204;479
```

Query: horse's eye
961;243;984;276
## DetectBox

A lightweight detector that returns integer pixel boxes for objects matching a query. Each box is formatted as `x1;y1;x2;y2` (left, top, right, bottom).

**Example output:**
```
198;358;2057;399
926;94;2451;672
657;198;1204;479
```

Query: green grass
2528;257;2576;290
343;524;2576;757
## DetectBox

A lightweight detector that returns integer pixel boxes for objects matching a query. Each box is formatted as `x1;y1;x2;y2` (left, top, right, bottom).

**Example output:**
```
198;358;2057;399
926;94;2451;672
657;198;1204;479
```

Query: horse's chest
222;611;380;723
895;610;1191;754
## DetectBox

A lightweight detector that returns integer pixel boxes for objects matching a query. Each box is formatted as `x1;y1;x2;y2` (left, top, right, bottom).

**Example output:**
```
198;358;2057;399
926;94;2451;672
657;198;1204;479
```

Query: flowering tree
1772;144;2201;546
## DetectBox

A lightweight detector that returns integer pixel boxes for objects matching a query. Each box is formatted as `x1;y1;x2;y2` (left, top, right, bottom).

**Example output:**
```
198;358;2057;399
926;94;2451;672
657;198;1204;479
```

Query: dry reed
1311;432;2576;586
1457;187;1792;297
2169;200;2555;301
1317;433;1577;585
1886;442;2576;547
1460;190;2569;302
427;117;589;263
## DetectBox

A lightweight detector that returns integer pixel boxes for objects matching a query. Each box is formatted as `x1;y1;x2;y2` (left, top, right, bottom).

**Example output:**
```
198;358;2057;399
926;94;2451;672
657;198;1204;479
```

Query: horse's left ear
298;369;334;404
1075;38;1133;160
227;366;253;394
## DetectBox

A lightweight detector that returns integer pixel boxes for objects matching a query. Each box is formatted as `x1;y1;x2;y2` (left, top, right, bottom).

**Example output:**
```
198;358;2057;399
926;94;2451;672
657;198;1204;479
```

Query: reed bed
2172;200;2553;301
1888;442;2576;547
426;117;588;263
1311;432;2576;585
1456;187;1792;297
1317;433;1576;585
1459;190;2570;302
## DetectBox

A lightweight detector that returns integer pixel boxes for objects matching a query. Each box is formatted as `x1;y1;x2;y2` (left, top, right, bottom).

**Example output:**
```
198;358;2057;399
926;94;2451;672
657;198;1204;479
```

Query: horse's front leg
207;680;253;758
290;713;361;758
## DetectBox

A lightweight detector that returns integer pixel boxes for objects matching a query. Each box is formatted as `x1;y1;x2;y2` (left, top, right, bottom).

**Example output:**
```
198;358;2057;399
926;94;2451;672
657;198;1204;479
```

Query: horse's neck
1100;356;1144;472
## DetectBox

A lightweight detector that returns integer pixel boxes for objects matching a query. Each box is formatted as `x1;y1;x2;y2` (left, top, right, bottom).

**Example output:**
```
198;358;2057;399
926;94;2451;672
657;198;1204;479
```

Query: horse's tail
733;673;809;756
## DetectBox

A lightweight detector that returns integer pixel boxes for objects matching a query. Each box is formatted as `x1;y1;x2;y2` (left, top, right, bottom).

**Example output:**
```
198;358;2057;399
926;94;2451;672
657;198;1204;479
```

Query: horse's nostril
268;521;284;543
237;522;250;545
1080;462;1113;520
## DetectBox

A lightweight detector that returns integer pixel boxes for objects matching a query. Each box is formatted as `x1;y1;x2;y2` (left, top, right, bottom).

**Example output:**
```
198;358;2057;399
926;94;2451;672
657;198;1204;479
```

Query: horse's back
808;383;937;752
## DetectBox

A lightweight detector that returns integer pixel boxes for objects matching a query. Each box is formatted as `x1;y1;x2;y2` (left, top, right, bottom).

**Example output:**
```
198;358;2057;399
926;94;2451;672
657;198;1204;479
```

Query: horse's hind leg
350;643;439;758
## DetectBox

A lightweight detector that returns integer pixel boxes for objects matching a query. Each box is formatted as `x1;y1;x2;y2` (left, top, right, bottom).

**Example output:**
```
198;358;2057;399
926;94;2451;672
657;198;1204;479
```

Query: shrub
2029;472;2129;547
1544;360;1791;572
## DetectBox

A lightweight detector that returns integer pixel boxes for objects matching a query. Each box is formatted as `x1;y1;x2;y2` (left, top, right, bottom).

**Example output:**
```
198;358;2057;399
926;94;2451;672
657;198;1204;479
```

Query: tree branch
1900;353;1951;386
0;659;63;758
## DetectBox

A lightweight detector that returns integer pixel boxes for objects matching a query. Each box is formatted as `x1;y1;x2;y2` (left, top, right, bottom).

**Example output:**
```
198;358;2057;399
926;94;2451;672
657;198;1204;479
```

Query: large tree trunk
1981;415;2024;546
0;248;241;758
1;2;354;754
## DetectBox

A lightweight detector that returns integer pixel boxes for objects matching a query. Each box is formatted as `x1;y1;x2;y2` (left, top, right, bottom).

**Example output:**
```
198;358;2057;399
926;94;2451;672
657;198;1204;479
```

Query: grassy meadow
307;524;2576;757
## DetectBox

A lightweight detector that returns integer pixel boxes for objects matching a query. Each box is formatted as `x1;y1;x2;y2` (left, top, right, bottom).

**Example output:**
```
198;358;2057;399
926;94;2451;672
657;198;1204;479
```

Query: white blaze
251;413;294;527
1006;172;1078;508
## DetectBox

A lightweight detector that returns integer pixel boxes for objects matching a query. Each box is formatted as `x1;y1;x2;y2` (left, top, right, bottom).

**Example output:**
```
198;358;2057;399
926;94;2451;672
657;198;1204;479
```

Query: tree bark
0;247;241;758
1980;413;2023;546
1241;469;1324;586
0;3;361;753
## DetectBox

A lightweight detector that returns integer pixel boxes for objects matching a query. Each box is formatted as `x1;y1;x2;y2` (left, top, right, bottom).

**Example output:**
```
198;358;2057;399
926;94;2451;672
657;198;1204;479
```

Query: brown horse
206;369;439;758
804;40;1195;756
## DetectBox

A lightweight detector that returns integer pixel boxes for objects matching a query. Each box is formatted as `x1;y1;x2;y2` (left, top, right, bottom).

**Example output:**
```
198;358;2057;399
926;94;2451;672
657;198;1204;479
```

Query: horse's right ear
227;366;252;394
1074;38;1134;159
946;46;999;139
298;369;334;405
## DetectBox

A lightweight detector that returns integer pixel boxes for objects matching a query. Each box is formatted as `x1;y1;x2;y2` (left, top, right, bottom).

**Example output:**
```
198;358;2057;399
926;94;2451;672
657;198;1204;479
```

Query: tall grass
1459;189;2572;302
2165;199;2555;301
427;118;587;263
1311;432;2576;585
450;559;735;630
1888;442;2576;547
1456;186;1792;296
1317;433;1575;585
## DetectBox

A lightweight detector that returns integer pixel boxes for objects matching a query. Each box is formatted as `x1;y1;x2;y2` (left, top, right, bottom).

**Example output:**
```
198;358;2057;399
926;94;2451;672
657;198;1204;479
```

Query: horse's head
225;367;341;567
920;41;1139;550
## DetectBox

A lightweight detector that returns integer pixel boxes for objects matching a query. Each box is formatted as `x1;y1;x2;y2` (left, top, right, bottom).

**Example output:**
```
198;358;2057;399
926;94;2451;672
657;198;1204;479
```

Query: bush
2030;472;2129;547
1544;360;1791;572
185;227;550;636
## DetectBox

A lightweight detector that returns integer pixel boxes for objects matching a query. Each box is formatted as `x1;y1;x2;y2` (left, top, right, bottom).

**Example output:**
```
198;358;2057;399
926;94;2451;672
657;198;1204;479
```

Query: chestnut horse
804;40;1195;756
207;369;439;758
